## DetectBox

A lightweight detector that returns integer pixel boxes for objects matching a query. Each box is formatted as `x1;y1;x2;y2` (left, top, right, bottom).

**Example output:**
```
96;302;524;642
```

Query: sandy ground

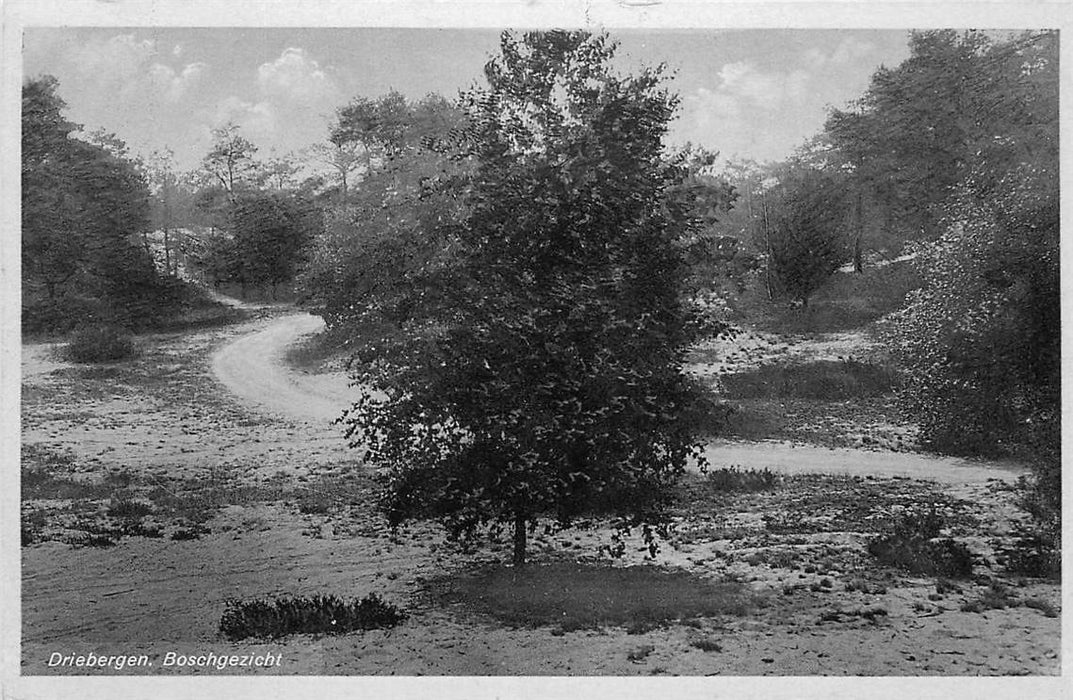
19;311;1061;676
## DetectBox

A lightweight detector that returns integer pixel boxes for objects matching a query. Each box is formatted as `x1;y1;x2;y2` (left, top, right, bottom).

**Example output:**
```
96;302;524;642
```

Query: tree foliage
22;75;164;332
201;122;260;199
340;31;715;565
825;30;1058;243
764;166;851;306
875;31;1060;549
298;92;467;329
228;191;323;298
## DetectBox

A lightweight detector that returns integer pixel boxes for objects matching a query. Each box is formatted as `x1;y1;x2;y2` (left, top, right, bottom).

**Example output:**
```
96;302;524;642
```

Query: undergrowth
219;593;406;641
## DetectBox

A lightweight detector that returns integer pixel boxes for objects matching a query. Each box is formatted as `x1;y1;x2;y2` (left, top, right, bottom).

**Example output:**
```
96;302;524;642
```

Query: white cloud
717;61;810;108
68;33;209;104
72;33;156;81
148;61;208;102
804;37;876;68
202;47;340;152
213;96;277;141
672;62;820;161
256;47;339;104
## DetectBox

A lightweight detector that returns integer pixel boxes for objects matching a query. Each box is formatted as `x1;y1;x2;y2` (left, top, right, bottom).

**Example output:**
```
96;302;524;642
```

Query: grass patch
431;562;753;632
721;359;899;401
713;402;786;441
704;467;780;493
219;593;406;641
284;329;347;374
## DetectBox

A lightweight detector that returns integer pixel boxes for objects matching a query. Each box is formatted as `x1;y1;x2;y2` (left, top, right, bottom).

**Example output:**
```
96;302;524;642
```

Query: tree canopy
340;31;715;565
22;75;163;331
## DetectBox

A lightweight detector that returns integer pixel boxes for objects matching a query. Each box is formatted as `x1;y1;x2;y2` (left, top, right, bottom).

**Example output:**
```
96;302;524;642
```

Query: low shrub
171;524;211;541
690;637;723;652
960;581;1020;613
219;593;406;641
867;509;974;578
626;644;656;662
1023;598;1059;618
107;499;154;519
704;467;781;493
64;323;136;363
1000;536;1060;580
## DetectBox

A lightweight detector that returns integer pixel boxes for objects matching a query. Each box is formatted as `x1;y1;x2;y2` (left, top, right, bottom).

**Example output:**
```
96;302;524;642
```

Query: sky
22;28;914;172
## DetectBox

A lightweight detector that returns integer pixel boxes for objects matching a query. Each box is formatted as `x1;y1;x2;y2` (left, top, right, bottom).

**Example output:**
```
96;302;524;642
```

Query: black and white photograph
2;1;1067;696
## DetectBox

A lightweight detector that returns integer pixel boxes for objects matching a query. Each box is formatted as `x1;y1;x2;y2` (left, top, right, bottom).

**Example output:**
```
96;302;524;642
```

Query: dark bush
867;509;973;578
107;499;153;519
1001;536;1060;580
219;593;406;641
171;523;211;541
64;323;135;363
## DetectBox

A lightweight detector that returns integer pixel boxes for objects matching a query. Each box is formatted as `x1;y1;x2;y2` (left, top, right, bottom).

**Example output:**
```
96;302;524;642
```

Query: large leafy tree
343;31;713;565
229;191;323;299
825;30;1058;244
22;76;160;330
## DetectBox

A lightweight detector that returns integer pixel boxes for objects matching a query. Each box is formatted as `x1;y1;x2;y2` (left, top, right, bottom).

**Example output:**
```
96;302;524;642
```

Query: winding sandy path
698;441;1026;484
211;313;1028;484
211;312;359;426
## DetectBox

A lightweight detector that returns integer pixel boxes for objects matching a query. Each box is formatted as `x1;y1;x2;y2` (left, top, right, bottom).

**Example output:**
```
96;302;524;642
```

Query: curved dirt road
212;313;1028;484
212;312;359;426
697;441;1026;484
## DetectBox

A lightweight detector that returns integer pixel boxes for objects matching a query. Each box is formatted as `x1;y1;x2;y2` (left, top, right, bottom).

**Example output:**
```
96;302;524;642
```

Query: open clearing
20;312;1060;675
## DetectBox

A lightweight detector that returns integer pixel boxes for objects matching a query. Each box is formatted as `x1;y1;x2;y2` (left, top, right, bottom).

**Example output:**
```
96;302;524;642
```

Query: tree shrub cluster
22;77;176;333
198;191;323;300
869;31;1060;553
337;31;720;564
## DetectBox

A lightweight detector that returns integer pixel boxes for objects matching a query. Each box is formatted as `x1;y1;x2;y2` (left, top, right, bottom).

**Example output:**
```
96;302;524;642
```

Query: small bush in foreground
430;562;753;632
219;593;406;641
64;323;136;363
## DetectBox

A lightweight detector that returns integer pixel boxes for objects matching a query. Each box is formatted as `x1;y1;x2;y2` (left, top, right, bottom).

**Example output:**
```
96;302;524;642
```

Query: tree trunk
853;185;864;274
163;228;172;276
512;514;527;566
